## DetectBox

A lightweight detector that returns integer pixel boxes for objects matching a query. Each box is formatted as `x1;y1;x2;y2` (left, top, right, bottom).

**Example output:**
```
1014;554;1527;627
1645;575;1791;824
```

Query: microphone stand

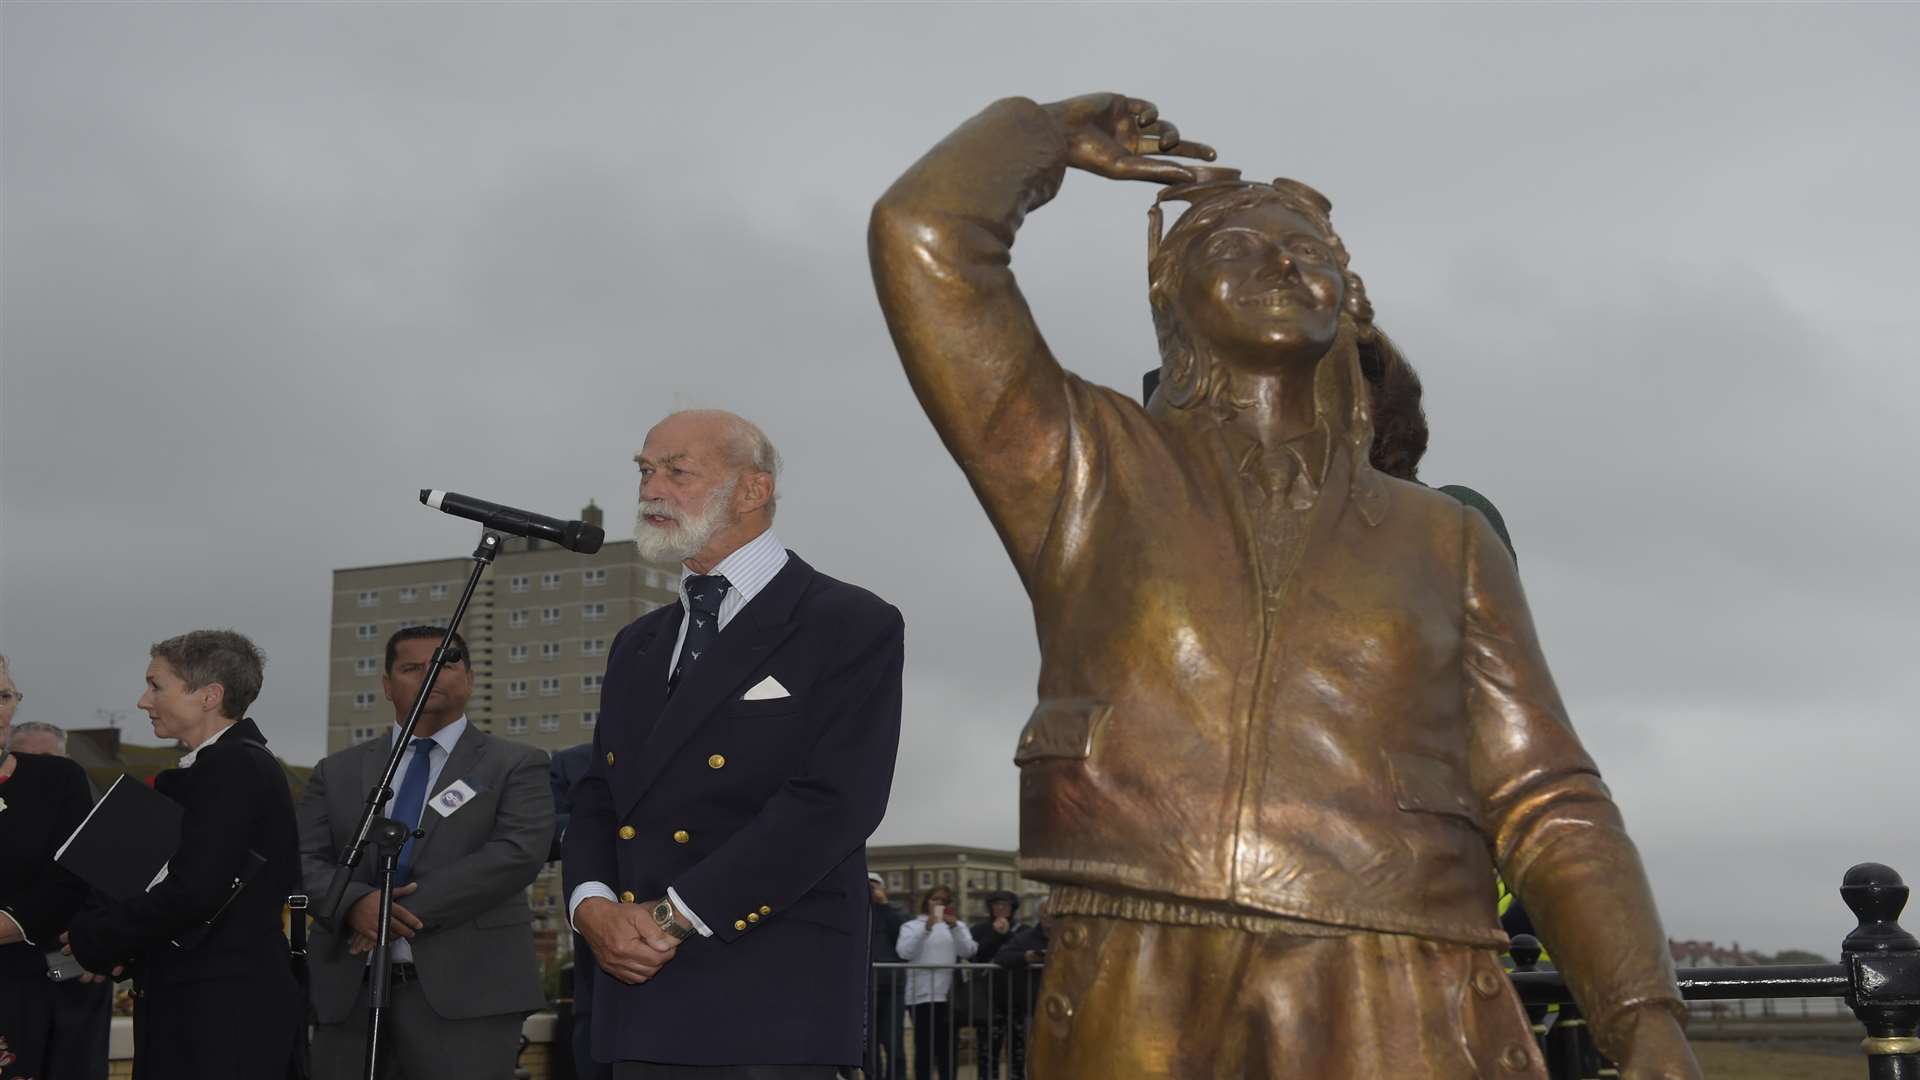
318;529;503;1080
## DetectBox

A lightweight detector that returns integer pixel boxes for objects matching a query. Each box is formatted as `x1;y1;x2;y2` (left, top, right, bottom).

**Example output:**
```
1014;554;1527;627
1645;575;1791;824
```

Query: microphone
419;490;605;554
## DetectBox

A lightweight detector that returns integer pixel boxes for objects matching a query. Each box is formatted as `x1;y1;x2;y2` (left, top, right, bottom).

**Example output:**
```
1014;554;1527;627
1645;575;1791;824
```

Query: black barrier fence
867;961;1046;1080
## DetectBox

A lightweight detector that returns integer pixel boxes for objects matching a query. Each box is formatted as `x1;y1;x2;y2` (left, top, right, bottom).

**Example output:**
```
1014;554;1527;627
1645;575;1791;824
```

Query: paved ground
1689;1038;1862;1080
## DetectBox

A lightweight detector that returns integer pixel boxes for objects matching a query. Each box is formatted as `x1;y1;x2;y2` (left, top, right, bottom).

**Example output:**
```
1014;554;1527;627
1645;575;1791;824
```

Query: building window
429;584;448;600
582;602;608;622
582;674;603;693
356;624;379;640
398;587;418;604
357;590;380;607
917;870;932;888
582;638;608;657
507;680;528;700
541;607;562;625
581;711;599;729
506;716;529;735
507;645;528;663
541;642;561;661
351;725;381;742
889;871;905;890
508;610;529;628
353;657;378;676
352;692;377;711
539;714;561;732
538;677;561;697
509;575;530;593
582;568;608;587
541;572;563;590
939;869;955;886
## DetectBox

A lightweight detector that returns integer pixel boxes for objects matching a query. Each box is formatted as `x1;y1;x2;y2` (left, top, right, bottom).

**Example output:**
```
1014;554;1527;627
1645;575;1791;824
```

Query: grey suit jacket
298;725;555;1023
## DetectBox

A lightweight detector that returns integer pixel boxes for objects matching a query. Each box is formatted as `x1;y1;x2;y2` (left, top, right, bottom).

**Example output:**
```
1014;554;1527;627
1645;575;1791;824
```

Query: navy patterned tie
670;574;731;691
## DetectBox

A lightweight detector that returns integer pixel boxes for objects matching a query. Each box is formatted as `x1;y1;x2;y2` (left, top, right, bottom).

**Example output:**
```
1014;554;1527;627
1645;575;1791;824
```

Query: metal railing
868;961;1046;1080
1509;861;1919;1079
857;863;1919;1080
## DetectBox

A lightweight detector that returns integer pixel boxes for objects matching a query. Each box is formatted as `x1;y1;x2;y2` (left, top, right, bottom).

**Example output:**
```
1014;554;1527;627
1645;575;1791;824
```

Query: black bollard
1840;863;1920;1079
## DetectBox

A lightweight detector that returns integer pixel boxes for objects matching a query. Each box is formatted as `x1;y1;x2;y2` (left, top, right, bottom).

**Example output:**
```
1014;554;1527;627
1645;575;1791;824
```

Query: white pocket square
742;675;790;701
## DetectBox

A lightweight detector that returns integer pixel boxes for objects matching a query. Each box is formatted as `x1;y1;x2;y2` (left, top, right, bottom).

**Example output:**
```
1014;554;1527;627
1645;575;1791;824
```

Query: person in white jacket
895;886;976;1080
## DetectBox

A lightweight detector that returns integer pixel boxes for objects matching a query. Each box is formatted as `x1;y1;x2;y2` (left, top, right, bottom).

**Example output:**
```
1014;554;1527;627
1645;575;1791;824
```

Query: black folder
54;774;183;900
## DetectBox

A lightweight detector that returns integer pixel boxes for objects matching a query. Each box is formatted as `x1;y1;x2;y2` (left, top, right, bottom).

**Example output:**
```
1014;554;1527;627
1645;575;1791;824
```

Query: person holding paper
1;655;98;1080
61;629;302;1080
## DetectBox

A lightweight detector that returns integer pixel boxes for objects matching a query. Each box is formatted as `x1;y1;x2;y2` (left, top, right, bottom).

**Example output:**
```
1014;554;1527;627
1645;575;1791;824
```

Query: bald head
634;410;782;572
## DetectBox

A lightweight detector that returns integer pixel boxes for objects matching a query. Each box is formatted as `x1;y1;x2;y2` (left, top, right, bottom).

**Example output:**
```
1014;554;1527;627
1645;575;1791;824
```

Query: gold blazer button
672;829;691;844
618;825;636;840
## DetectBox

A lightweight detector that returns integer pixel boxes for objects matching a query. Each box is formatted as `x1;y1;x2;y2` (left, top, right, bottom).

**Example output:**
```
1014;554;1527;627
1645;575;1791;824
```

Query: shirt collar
392;715;468;756
178;721;236;768
678;528;788;608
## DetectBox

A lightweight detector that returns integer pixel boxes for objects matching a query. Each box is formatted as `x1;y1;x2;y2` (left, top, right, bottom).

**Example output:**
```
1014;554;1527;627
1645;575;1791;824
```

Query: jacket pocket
1013;699;1112;764
1385;750;1482;828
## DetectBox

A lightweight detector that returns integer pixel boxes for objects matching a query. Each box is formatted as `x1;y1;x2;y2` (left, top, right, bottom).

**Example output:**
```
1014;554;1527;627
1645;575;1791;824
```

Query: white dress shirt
568;529;788;938
176;721;236;768
375;716;467;963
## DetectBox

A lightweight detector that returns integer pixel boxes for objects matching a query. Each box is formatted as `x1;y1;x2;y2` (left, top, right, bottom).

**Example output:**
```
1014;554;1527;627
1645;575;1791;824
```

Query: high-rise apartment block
327;501;681;754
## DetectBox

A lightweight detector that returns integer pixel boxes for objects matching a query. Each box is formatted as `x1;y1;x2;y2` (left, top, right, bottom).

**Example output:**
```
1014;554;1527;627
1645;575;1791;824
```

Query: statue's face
1175;202;1345;371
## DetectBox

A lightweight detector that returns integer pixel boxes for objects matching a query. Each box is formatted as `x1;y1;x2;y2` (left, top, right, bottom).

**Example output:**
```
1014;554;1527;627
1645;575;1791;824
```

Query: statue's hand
1040;94;1216;185
1615;1007;1703;1080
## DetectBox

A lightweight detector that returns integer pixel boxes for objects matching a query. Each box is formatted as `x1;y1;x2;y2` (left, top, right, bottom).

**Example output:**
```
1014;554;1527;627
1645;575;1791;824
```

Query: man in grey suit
300;626;555;1079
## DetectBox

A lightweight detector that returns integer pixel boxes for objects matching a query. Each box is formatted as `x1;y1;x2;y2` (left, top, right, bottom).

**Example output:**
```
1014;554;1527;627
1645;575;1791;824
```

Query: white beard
634;475;739;564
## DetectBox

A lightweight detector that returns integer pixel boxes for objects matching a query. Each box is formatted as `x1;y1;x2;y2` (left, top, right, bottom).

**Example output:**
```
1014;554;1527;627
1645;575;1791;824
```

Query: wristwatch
651;897;694;942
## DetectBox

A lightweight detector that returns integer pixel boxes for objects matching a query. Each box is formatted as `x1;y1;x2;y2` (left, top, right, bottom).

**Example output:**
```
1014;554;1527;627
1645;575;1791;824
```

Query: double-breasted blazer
564;551;904;1068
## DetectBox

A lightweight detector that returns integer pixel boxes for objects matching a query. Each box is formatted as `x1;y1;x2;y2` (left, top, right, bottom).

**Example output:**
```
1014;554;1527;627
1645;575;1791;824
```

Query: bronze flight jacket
870;97;1684;1054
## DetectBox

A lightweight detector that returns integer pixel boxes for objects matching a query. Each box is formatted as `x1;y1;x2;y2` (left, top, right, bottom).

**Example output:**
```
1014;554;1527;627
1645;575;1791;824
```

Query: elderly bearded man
564;410;905;1079
870;95;1700;1079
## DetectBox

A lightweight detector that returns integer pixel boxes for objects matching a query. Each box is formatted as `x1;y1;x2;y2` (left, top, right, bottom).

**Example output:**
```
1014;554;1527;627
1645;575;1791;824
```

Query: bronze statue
870;94;1701;1079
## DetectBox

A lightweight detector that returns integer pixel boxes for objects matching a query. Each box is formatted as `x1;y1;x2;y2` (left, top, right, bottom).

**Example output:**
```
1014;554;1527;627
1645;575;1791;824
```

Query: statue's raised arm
868;94;1213;579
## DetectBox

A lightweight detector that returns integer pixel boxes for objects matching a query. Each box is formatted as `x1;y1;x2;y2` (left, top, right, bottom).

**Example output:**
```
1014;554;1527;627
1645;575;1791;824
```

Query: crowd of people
3;408;917;1080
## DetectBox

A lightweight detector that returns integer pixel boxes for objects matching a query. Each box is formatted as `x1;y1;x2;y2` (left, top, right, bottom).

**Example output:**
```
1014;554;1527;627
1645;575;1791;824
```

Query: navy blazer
564;551;904;1067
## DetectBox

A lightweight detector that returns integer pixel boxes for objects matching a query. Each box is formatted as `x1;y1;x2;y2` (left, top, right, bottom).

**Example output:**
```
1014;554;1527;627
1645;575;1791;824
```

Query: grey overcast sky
3;3;1915;953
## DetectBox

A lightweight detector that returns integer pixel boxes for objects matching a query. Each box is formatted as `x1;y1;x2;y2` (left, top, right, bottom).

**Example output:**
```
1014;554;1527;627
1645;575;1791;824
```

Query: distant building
1669;938;1761;968
866;844;1049;918
325;501;680;755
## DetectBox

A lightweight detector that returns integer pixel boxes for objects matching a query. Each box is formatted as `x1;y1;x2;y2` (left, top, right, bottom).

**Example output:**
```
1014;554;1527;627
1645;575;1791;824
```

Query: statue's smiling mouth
1237;290;1305;309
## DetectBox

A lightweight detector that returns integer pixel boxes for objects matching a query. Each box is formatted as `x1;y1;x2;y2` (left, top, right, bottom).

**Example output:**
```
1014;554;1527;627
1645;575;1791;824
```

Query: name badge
429;779;479;818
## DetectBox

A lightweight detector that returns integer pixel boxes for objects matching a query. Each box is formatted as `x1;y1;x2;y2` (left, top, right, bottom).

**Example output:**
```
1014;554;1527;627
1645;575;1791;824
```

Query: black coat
0;753;93;979
65;718;302;1080
565;553;905;1067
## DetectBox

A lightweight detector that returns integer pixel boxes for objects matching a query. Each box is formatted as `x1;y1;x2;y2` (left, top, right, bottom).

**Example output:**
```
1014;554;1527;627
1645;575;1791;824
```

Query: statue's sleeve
1460;505;1686;1059
868;97;1077;582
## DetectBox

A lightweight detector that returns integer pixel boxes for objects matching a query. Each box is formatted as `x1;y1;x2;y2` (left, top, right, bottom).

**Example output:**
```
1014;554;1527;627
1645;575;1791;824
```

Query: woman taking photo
0;654;97;1078
62;630;302;1080
895;885;976;1080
